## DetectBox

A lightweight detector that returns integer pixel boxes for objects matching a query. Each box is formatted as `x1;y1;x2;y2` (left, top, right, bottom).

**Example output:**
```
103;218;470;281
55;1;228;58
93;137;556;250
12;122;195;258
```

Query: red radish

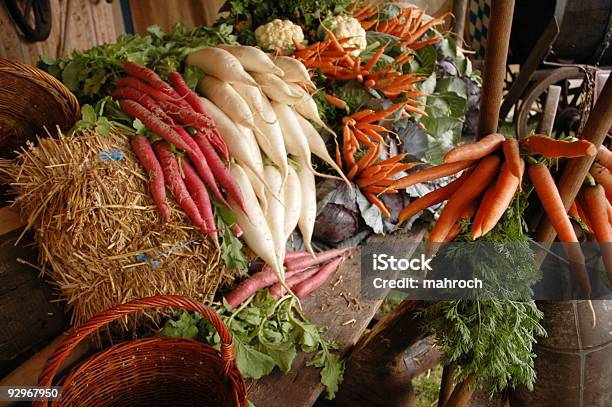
294;256;346;298
115;77;189;109
285;250;310;262
118;100;193;153
286;247;352;271
157;100;216;129
110;87;173;123
182;159;218;246
193;132;246;212
174;127;228;207
152;141;208;233
123;62;180;98
130;135;171;222
205;127;230;162
270;267;320;299
168;71;212;116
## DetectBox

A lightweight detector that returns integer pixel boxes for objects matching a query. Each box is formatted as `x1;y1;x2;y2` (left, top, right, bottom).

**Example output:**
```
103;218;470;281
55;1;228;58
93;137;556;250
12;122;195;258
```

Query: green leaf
415;46;437;75
436;77;468;98
256;341;296;373
160;312;201;339
147;25;166;40
426;92;467;119
61;59;86;91
234;337;277;379
81;105;97;123
307;349;346;399
421;117;463;164
39;55;56;65
183;65;204;90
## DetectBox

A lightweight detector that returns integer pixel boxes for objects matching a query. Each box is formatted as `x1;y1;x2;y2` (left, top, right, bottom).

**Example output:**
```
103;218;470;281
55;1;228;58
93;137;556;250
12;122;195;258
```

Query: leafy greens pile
40;23;238;104
161;291;345;399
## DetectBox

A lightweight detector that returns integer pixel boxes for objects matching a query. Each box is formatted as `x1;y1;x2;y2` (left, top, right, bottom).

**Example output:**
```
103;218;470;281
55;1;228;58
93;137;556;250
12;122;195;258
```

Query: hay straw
0;128;240;331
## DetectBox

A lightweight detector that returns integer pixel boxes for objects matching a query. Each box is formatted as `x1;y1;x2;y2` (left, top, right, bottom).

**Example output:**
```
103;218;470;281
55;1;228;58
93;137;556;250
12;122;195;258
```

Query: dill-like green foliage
421;193;546;394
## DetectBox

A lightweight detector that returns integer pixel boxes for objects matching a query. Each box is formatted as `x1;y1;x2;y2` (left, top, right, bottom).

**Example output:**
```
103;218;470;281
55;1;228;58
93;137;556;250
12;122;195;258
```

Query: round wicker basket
34;295;248;407
0;58;80;157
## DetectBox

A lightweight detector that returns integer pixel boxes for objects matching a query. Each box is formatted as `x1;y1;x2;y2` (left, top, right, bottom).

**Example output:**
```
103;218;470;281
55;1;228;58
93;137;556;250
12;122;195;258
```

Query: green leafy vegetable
160;291;345;399
40;23;237;104
215;205;249;273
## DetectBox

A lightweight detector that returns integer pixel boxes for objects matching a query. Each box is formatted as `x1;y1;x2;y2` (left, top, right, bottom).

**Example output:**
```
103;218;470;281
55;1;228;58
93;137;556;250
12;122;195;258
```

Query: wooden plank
248;228;425;407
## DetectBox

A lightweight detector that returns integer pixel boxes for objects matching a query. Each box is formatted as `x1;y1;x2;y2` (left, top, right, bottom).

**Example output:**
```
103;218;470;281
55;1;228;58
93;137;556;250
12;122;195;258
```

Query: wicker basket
34;295;248;407
0;58;80;157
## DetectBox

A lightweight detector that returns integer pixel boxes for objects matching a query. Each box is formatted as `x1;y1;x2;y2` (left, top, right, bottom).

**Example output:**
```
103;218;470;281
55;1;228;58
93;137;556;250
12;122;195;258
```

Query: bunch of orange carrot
336;104;421;216
292;30;427;103
351;2;447;50
390;132;608;293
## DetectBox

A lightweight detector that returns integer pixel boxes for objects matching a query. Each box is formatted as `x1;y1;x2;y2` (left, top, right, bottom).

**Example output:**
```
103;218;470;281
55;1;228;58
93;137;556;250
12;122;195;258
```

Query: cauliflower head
320;15;367;56
255;19;304;53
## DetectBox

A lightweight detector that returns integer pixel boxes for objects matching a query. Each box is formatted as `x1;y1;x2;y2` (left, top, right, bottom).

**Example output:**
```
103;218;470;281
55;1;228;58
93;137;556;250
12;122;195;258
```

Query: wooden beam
477;0;516;138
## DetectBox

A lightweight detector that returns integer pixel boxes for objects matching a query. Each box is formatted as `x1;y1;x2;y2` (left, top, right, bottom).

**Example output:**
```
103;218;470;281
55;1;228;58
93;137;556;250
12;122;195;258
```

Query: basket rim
0;58;80;120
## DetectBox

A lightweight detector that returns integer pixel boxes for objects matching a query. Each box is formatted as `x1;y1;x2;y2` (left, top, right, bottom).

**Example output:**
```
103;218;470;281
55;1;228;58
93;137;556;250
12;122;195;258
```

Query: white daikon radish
199;76;256;129
200;97;265;179
263;165;286;266
251;72;303;105
296;156;317;255
187;47;258;86
272;56;316;89
271;101;337;180
243;165;268;212
254;97;289;180
289;84;336;135
232;82;276;123
283;166;302;241
218;44;285;77
229;163;284;280
295;112;349;184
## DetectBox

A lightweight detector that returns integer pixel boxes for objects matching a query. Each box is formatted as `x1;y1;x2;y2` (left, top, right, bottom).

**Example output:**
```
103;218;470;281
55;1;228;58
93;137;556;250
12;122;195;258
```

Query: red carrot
152;141;208;233
270;267;320;299
110;87;173;123
123;62;180;98
174;127;228;207
193;133;246;212
522;135;597;158
115;77;189;109
528;163;591;295
167;71;210;116
130;135;171;222
118;100;193;153
293;256;346;299
181;159;218;245
286;247;353;271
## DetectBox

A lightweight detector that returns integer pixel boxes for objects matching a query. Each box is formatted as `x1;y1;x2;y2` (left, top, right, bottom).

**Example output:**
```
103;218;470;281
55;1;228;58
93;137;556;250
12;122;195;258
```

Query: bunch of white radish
187;45;348;282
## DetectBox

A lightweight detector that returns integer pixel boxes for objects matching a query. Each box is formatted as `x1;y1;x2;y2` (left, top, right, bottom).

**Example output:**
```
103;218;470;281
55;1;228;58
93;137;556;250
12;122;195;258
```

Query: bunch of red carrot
351;2;447;50
336;104;422;217
391;132;606;294
224;248;352;308
111;62;246;246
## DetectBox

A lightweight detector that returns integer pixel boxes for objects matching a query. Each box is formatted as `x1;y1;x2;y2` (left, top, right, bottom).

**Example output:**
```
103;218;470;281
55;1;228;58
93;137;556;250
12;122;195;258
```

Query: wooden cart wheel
515;67;585;139
2;0;51;42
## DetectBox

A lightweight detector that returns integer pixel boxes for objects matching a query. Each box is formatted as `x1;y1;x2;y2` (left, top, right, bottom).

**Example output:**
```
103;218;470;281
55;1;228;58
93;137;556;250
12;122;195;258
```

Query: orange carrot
576;193;594;233
528;163;591;295
470;181;497;240
582;185;612;282
473;160;524;238
608;201;612;224
364;45;386;71
503;138;522;178
325;94;348;109
596;145;612;171
569;201;580;219
428;155;501;244
522;135;597;158
590;163;612;201
391;160;476;190
366;192;391;218
445;200;478;242
443;133;505;163
397;170;471;225
356;144;380;173
444;374;477;407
